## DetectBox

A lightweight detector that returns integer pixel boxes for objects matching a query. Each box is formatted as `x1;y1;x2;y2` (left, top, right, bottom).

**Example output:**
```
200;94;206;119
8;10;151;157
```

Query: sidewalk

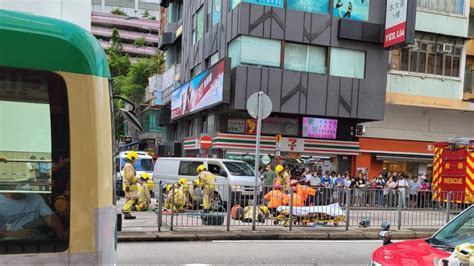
118;227;437;242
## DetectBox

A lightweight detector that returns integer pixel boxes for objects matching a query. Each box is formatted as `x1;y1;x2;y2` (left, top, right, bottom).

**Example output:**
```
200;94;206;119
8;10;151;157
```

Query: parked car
152;158;259;206
115;151;154;197
370;205;473;265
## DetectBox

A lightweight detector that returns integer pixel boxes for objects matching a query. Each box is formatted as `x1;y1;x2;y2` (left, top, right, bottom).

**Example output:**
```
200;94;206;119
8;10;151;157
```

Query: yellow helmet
275;165;284;173
196;164;206;172
166;184;173;192
146;180;154;190
140;173;150;180
178;178;188;185
259;205;269;216
126;151;139;161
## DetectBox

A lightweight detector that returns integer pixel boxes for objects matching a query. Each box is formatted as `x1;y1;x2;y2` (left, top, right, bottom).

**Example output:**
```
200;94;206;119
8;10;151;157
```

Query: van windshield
120;158;154;172
223;162;254;176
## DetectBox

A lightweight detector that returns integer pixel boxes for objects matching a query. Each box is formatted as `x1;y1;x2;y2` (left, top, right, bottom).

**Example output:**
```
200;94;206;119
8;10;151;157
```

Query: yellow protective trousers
202;187;214;210
123;198;137;212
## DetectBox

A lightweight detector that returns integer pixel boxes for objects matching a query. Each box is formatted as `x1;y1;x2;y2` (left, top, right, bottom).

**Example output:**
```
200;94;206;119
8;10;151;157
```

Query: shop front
183;133;360;175
356;137;434;179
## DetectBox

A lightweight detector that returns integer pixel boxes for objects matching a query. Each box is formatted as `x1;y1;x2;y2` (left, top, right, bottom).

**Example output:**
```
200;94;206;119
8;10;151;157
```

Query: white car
153;158;259;206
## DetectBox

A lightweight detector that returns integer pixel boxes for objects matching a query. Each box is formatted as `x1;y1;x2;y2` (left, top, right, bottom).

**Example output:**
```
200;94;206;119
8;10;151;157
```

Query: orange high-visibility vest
296;184;316;201
283;193;305;207
263;190;285;208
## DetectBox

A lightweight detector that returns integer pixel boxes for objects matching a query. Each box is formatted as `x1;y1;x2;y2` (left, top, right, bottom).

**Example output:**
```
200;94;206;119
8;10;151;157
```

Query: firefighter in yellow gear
164;180;189;212
122;151;139;219
135;173;152;211
164;184;174;210
196;165;216;211
242;202;264;223
274;164;290;191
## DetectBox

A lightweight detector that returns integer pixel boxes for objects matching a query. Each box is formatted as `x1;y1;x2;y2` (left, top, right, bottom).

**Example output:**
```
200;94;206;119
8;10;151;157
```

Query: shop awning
376;153;433;163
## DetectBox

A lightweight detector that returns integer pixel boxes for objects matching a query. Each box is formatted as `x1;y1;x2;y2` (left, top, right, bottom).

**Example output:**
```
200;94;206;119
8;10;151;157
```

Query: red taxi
370;205;473;265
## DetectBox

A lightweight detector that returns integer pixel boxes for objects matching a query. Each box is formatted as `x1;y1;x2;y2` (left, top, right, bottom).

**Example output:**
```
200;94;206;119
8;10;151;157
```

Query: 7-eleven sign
281;137;304;153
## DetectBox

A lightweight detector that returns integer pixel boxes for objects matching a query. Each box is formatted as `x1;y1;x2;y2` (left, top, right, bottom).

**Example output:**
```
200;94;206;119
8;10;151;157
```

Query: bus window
0;68;70;254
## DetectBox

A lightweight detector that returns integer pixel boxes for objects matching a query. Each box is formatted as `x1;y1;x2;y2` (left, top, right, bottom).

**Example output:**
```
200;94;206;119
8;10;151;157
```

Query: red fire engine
433;138;474;204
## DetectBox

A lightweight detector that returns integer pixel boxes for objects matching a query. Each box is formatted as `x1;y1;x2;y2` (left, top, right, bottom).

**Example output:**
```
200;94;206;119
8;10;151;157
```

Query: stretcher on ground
274;203;346;227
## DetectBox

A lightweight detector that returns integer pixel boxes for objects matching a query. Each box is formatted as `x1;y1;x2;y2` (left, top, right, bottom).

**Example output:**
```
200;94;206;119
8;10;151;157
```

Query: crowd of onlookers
259;165;435;208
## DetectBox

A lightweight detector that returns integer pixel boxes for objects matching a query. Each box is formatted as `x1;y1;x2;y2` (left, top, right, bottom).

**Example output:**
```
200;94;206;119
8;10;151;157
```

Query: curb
118;229;437;242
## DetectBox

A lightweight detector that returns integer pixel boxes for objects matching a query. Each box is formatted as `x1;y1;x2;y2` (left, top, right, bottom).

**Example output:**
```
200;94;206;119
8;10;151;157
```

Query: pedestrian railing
127;183;473;231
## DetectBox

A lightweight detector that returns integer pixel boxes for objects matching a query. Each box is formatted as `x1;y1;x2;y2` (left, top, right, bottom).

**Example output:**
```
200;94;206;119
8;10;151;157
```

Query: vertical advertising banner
171;60;226;120
333;0;370;21
384;0;408;48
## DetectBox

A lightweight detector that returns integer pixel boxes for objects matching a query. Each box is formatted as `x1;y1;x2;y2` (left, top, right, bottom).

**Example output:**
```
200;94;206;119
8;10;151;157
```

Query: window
284;43;327;74
288;0;330;14
0;68;70;254
192;7;204;45
228;36;281;68
207;0;221;30
191;64;202;78
178;161;203;176
207;0;212;31
223;162;254;176
201;115;208;133
230;0;283;10
205;53;219;69
120;158;154;172
207;113;215;133
417;0;465;15
330;48;366;79
186;119;194;136
208;164;222;175
141;110;162;132
393;40;462;77
167;0;183;23
210;52;219;67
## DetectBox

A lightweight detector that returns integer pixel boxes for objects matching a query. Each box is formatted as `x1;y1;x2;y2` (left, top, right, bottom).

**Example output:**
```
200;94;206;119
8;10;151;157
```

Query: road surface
118;240;381;264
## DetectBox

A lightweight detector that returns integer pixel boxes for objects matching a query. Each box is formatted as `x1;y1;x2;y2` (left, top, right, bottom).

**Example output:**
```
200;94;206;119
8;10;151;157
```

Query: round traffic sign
246;92;272;119
261;155;271;165
200;136;212;149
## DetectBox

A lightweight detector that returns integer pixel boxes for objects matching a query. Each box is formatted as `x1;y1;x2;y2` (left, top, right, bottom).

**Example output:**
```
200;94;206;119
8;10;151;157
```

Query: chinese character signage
171;59;229;120
384;0;416;48
302;118;338;140
333;0;370;21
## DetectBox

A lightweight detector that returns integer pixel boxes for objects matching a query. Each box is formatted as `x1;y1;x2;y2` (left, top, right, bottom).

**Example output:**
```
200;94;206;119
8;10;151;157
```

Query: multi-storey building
156;0;391;173
91;0;162;59
357;0;474;178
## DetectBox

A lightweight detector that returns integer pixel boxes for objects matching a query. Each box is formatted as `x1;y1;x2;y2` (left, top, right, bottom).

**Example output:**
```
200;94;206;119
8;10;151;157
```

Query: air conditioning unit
437;43;453;54
405;40;419;49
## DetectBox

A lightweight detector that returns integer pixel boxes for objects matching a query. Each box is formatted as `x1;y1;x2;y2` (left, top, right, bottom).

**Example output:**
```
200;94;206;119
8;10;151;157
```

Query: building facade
91;0;162;58
157;0;391;173
356;0;474;179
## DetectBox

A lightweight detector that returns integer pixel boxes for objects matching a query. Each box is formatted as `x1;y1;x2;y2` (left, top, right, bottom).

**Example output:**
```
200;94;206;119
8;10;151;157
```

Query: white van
152;158;259;206
115;151;154;196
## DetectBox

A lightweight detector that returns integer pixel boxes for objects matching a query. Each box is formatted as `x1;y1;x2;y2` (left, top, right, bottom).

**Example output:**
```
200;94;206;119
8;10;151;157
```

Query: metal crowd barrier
148;183;472;231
